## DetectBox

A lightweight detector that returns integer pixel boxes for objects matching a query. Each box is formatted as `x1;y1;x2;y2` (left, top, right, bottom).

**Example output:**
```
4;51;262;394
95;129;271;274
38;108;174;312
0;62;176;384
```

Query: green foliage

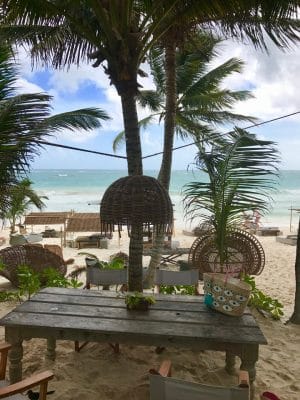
0;291;19;302
17;265;40;299
184;129;279;265
79;252;125;270
0;44;110;217
3;178;47;233
125;292;155;310
0;259;5;271
159;285;196;295
113;33;256;153
42;267;69;288
68;278;83;289
15;265;83;301
243;275;284;320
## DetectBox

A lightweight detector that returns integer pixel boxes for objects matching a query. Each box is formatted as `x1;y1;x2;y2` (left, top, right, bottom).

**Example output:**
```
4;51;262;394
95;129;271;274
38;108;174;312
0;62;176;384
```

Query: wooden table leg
240;344;259;382
6;328;23;383
46;337;56;361
225;351;236;375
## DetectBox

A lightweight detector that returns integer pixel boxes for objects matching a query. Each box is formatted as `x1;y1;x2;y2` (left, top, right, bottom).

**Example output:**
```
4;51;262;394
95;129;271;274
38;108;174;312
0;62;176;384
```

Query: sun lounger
9;233;43;246
143;247;190;265
276;235;297;245
256;227;281;236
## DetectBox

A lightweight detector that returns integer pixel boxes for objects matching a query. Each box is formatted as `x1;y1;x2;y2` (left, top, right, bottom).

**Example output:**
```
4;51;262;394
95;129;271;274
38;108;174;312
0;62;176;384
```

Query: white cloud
14;78;44;94
216;39;300;122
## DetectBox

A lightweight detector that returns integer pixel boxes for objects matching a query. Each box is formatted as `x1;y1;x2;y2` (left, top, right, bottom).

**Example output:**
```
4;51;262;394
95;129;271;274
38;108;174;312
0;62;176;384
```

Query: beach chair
154;269;200;354
154;269;200;294
0;342;54;399
149;360;250;400
74;257;128;353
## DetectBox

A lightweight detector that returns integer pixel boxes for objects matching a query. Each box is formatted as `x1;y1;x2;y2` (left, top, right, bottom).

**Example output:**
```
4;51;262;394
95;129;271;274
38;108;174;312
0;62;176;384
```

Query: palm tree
0;44;109;218
3;178;47;233
2;1;300;291
114;34;258;285
289;218;300;324
114;34;257;151
183;128;279;268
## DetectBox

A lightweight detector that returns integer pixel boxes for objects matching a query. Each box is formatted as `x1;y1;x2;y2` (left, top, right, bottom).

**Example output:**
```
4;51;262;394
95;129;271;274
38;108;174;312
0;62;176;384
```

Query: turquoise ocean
28;169;300;230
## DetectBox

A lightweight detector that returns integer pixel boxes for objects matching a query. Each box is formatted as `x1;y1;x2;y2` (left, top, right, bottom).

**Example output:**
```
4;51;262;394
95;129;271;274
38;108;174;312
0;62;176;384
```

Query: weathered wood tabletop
0;287;267;384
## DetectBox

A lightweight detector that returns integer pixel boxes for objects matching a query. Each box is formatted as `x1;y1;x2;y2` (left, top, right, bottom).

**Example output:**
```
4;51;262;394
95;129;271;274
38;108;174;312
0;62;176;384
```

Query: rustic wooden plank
15;302;258;327
31;292;211;312
31;292;252;315
1;312;267;344
37;287;203;302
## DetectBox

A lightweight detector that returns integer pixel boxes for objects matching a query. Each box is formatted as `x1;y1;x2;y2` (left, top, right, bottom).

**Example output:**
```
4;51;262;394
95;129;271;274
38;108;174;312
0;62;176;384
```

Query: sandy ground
0;225;299;400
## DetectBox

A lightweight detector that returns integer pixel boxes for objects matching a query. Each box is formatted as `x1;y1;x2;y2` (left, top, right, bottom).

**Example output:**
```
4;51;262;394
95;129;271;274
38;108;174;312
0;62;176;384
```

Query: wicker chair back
0;244;67;287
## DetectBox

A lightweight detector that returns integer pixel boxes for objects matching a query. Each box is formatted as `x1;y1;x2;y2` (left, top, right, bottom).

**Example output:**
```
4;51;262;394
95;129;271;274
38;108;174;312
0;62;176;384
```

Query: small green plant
159;285;196;295
0;258;5;271
42;267;69;288
78;252;125;270
17;265;40;299
68;278;83;288
0;291;20;302
125;292;155;310
243;275;284;320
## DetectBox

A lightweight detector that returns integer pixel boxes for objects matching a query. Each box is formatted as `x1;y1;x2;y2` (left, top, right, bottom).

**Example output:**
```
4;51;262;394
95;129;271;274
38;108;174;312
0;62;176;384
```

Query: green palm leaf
183;128;279;262
0;45;109;215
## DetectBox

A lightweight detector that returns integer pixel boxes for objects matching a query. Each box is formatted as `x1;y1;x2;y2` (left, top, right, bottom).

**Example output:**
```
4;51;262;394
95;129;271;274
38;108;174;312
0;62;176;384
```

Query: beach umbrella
100;175;173;237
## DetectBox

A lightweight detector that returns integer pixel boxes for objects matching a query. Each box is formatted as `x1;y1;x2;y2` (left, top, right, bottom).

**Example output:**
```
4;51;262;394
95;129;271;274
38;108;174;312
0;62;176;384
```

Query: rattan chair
0;244;68;287
43;244;74;266
0;342;54;399
149;360;250;400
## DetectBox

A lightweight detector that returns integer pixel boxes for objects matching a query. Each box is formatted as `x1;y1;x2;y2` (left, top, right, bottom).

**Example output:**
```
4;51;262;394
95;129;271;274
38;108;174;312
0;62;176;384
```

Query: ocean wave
58;174;68;177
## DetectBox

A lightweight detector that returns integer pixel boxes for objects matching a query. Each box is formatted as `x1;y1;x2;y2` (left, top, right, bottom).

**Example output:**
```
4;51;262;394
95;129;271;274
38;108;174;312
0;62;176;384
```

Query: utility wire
36;110;300;160
142;110;300;159
35;139;127;159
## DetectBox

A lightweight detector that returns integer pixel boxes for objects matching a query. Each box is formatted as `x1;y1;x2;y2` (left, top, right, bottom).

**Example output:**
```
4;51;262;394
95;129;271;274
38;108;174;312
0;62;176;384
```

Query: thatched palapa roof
65;213;101;232
24;212;71;225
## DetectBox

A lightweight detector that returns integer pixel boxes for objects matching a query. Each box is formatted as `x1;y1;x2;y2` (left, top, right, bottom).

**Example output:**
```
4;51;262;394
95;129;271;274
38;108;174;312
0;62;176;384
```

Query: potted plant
183;129;279;316
125;292;155;311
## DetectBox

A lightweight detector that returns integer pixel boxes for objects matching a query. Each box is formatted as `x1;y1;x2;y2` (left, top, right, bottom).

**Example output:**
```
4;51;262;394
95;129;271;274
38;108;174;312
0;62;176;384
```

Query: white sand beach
0;226;299;400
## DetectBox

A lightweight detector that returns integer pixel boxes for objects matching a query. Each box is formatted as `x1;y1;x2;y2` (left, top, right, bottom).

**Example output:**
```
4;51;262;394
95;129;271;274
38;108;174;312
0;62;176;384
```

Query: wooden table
0;288;267;385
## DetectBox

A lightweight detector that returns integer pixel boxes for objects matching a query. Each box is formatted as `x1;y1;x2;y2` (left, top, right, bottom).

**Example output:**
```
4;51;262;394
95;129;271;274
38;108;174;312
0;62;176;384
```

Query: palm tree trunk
128;223;143;292
144;39;177;288
119;89;144;291
120;92;143;176
289;217;300;324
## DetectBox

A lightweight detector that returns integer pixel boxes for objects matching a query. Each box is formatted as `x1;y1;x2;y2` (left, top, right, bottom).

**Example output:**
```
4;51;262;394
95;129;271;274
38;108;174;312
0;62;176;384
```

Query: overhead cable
35;110;300;160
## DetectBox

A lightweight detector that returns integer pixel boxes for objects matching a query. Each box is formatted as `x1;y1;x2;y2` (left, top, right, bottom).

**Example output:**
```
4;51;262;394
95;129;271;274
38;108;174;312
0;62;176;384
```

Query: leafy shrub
159;285;196;295
243;275;284;320
17;265;40;299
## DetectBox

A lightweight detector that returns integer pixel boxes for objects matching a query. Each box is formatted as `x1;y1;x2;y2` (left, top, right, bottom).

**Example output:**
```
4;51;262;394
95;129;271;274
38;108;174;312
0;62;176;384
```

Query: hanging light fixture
100;175;173;236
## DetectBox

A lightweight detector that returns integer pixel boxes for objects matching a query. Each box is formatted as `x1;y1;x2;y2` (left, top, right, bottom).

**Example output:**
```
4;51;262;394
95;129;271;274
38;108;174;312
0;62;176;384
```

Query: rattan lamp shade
100;175;173;236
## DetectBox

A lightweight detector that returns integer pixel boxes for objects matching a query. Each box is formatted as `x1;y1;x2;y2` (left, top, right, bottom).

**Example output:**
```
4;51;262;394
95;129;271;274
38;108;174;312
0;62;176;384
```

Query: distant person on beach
242;210;261;231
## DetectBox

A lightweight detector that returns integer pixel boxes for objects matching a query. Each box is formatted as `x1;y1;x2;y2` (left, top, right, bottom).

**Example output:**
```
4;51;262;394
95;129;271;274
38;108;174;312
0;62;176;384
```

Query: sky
14;36;300;171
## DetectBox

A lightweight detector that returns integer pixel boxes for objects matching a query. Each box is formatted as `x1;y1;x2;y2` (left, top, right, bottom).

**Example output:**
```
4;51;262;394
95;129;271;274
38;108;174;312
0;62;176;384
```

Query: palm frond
113;115;158;152
183;128;279;229
136;90;163;111
35;108;110;133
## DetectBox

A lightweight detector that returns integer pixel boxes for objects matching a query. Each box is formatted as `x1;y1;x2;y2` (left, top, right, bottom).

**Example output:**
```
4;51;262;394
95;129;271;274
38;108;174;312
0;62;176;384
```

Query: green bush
243;275;284;320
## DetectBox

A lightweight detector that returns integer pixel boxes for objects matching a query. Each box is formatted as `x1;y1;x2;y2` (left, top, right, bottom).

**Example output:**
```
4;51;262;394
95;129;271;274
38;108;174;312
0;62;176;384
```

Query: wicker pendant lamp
100;175;173;236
